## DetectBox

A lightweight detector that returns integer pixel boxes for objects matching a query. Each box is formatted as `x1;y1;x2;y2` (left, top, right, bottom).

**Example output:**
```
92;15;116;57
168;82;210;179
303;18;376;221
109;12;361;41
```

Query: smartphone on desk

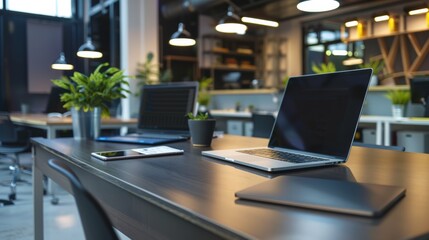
91;146;184;161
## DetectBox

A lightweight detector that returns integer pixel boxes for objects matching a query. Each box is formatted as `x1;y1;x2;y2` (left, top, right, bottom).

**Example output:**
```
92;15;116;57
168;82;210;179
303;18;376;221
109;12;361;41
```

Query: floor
0;153;129;240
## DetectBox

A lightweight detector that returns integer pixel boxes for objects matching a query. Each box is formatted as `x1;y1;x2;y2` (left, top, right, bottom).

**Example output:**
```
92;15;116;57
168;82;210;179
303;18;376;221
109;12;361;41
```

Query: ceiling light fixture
169;23;196;47
216;6;247;34
332;50;348;56
408;7;429;15
374;14;390;22
51;52;74;70
342;57;364;66
345;20;359;27
241;17;279;27
77;37;103;58
77;0;102;59
297;0;340;12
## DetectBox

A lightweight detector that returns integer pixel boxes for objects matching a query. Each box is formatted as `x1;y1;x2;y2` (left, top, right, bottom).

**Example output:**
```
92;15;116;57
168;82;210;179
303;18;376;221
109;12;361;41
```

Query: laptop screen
138;82;198;131
268;69;372;158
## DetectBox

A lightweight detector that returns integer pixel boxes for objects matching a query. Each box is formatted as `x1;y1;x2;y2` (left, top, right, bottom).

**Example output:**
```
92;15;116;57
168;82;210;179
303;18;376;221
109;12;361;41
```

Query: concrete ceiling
161;0;425;22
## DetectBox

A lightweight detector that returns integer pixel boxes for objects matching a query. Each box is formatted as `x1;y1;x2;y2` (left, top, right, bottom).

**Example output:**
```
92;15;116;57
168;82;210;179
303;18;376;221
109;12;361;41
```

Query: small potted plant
311;61;336;73
52;62;130;140
359;59;384;86
385;89;410;119
187;112;216;147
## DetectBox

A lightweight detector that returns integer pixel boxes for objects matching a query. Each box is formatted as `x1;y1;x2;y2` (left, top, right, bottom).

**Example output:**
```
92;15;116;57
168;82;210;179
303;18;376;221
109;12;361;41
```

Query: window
6;0;72;18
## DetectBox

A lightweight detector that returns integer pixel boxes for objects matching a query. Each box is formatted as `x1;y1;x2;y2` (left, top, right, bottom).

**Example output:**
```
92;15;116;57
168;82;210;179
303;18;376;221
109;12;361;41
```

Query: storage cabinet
200;34;261;89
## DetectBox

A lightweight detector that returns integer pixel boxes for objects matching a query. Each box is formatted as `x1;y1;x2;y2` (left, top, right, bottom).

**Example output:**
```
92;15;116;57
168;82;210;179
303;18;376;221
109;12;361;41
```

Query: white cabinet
227;120;244;135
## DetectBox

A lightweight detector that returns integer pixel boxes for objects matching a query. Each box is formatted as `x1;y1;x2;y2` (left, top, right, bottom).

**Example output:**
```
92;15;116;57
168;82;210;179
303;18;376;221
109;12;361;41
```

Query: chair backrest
352;142;406;151
48;159;119;240
0;112;23;143
252;112;276;138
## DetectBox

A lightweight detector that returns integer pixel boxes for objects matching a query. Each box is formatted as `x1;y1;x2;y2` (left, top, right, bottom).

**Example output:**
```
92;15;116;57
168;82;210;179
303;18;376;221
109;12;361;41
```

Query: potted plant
52;62;130;140
359;59;384;86
187;112;216;147
198;77;213;113
385;89;410;118
311;62;336;74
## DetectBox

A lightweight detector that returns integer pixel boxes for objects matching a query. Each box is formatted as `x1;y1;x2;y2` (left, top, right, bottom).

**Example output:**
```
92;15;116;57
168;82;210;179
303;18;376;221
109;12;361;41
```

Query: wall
120;0;159;118
210;89;425;118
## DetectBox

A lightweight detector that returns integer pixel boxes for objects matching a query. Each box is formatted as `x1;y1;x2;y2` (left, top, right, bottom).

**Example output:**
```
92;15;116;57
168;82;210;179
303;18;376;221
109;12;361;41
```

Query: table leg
33;154;44;240
375;121;383;145
384;122;391;146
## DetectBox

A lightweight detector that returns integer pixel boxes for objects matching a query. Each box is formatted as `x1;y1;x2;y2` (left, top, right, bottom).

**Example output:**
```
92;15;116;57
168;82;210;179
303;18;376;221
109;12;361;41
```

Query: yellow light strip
408;8;429;15
241;17;279;27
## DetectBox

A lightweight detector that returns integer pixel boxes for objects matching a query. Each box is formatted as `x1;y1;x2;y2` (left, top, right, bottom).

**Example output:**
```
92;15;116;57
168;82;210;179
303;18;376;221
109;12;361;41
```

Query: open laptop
97;81;198;145
202;69;373;172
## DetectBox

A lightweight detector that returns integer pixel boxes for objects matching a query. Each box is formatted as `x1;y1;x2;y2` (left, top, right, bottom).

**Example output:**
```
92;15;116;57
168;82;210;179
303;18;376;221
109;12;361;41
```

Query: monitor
410;77;429;117
137;82;198;131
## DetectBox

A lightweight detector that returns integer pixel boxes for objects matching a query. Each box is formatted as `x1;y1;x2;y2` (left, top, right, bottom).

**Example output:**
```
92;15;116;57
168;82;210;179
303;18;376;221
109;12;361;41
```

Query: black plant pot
188;119;216;147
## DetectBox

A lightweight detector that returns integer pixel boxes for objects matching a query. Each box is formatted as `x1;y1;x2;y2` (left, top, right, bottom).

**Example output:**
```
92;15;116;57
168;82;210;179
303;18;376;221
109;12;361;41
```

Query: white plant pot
391;105;405;119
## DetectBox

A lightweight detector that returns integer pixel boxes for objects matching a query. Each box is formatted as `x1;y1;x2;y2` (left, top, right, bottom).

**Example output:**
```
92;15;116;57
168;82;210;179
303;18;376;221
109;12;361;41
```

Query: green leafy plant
187;112;209;120
136;52;160;86
385;90;410;105
52;62;130;117
359;59;384;75
311;62;336;74
198;77;213;106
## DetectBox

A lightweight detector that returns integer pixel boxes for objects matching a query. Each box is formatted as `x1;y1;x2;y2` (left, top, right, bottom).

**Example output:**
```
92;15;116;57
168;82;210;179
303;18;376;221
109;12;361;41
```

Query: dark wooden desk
32;135;429;240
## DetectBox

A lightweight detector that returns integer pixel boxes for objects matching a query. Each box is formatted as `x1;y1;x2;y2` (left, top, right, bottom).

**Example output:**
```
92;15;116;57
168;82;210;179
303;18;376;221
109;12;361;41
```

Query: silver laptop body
203;69;373;172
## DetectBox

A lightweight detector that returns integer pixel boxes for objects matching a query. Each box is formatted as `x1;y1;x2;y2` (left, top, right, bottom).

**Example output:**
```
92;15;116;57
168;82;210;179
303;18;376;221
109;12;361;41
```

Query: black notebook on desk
97;82;198;145
236;175;406;217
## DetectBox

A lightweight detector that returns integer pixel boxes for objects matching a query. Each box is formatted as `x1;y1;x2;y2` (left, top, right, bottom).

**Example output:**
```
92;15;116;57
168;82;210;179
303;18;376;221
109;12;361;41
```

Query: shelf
202;66;256;71
203;50;254;57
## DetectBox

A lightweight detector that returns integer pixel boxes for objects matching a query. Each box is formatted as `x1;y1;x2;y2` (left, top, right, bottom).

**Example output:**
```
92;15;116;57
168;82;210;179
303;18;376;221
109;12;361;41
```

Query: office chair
252;112;276;138
48;159;119;240
352;142;406;151
0;112;30;203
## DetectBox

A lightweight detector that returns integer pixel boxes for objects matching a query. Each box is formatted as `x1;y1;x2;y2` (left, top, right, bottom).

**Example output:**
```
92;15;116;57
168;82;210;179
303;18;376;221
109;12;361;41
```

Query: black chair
352;142;406;151
48;159;119;240
252;112;276;138
0;112;30;204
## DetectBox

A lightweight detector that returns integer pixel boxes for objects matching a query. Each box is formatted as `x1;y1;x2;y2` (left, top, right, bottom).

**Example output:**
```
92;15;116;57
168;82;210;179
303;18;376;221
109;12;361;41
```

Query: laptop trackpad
235;175;406;217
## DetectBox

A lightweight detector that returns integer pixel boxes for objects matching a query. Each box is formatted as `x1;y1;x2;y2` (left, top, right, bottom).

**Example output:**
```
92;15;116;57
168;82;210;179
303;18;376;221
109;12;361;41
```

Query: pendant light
297;0;340;12
169;23;196;47
77;0;102;58
51;52;74;70
77;37;103;58
215;6;247;34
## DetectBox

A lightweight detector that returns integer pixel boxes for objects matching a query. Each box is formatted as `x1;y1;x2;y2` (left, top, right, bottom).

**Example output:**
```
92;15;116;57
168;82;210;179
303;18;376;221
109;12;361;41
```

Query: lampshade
215;6;247;34
297;0;340;12
169;23;196;47
77;37;103;58
51;52;74;70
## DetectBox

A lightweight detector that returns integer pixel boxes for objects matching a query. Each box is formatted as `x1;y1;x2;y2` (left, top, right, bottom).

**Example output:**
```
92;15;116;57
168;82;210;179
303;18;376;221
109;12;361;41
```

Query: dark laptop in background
45;86;71;117
97;81;198;145
203;69;373;172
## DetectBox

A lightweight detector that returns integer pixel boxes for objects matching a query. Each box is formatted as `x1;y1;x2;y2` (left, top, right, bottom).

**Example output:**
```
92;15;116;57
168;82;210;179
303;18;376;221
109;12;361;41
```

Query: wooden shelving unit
341;12;429;85
200;34;261;90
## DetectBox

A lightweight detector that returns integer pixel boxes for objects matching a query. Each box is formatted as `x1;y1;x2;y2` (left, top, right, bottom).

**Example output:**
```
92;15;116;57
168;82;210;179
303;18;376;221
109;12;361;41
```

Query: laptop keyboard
128;133;186;139
238;149;330;164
